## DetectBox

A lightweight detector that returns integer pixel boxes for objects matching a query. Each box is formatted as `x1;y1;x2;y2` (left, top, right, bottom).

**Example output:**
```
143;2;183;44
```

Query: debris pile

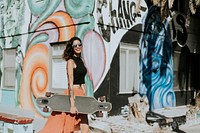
89;93;200;133
128;94;149;122
90;115;160;133
89;94;161;133
186;91;200;126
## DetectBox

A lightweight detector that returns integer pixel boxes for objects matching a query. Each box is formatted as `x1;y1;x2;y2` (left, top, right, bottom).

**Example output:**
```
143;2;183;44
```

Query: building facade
0;0;199;117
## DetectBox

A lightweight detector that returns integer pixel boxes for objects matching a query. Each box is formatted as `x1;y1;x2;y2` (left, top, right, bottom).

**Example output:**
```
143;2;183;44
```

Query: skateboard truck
45;92;55;97
42;99;48;104
36;98;49;105
98;104;104;109
98;104;110;110
43;106;49;112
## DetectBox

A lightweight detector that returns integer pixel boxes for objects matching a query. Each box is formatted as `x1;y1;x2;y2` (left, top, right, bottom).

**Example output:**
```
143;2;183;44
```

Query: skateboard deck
36;94;112;114
146;111;186;131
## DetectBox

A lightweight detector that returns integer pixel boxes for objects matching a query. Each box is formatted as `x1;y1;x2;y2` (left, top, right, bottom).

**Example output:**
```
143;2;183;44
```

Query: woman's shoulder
68;58;74;63
67;58;75;66
67;59;75;68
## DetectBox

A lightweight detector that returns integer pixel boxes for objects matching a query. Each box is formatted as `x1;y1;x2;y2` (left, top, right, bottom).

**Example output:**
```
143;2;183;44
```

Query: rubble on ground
89;92;200;133
186;91;200;126
89;94;161;133
89;115;161;133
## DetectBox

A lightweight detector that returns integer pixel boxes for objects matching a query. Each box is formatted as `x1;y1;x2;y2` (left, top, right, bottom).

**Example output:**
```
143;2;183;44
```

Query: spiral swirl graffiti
20;11;75;117
20;44;49;115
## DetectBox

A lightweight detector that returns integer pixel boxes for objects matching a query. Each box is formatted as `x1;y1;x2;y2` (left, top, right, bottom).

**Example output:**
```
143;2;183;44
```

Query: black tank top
72;56;87;85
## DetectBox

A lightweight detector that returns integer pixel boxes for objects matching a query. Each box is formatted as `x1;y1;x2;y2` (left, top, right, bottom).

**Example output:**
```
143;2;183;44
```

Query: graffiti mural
3;0;24;48
0;0;149;117
0;0;26;105
15;44;23;106
18;0;148;117
139;5;176;110
94;0;147;90
0;0;178;118
96;0;147;42
19;0;96;117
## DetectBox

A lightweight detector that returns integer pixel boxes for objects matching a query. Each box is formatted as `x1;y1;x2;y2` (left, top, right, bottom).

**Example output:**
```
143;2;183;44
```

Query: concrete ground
176;124;200;133
159;124;200;133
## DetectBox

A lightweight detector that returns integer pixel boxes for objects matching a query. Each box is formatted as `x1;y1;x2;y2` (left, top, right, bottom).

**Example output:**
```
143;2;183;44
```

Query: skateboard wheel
43;106;49;112
89;127;94;131
45;92;52;97
171;120;179;131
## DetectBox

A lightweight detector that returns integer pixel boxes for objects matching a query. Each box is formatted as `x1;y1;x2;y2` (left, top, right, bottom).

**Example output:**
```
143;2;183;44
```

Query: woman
39;37;90;133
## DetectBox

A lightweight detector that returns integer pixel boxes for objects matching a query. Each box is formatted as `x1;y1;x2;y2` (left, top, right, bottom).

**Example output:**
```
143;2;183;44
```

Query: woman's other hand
70;106;78;114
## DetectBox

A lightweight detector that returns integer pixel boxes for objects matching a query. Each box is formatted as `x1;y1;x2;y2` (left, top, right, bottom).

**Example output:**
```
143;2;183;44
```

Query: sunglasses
72;43;82;48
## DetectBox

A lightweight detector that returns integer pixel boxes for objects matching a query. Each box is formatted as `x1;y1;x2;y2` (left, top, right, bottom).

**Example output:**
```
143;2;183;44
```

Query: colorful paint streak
139;6;176;110
64;0;95;19
21;10;76;117
28;11;76;48
0;0;26;106
20;44;49;116
0;0;25;48
19;0;96;117
0;0;176;118
93;0;148;89
82;30;106;91
19;0;147;117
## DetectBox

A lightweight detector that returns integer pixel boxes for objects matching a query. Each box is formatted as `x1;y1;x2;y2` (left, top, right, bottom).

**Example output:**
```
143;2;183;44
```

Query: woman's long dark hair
63;37;82;61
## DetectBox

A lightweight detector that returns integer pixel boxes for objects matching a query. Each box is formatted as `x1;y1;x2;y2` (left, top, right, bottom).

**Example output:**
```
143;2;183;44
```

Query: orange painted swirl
20;11;76;116
38;11;76;42
20;44;49;109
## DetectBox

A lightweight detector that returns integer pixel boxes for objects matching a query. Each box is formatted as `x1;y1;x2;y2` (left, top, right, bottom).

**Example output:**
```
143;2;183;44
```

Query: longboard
146;111;186;131
36;94;112;114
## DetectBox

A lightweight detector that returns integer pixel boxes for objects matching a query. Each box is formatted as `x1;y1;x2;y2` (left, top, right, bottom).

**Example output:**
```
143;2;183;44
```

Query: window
173;51;180;91
49;42;68;92
173;51;191;91
3;48;16;89
119;43;139;94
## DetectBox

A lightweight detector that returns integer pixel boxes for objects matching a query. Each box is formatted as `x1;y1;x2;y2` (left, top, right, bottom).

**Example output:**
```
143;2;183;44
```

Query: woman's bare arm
67;59;77;113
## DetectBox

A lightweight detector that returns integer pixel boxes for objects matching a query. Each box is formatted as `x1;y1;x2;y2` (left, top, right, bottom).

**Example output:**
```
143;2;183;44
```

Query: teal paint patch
76;15;95;40
64;0;95;19
85;73;94;97
0;89;16;107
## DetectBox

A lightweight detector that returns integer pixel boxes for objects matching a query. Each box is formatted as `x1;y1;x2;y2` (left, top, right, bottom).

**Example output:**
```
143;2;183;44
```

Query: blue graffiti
139;6;176;110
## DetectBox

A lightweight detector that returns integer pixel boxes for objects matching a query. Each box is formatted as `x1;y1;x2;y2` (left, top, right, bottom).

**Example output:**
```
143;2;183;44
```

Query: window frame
173;50;191;91
2;47;16;90
119;42;140;94
49;42;68;93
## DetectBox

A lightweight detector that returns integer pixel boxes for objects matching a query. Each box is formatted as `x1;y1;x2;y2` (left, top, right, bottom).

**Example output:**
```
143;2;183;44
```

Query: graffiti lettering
97;0;111;42
97;0;147;42
176;14;188;47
